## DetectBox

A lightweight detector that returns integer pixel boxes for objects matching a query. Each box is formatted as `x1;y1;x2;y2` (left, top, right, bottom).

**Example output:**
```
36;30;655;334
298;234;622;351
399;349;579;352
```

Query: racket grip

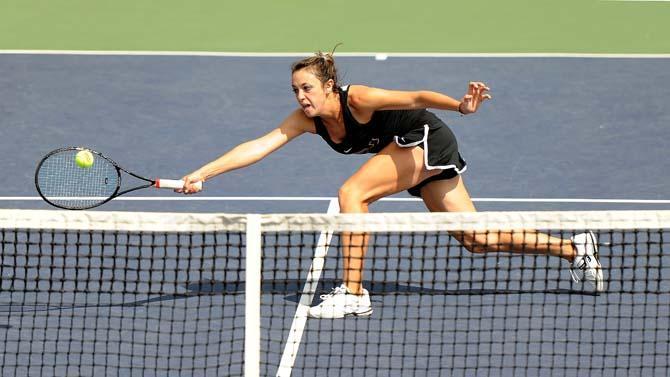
155;179;203;190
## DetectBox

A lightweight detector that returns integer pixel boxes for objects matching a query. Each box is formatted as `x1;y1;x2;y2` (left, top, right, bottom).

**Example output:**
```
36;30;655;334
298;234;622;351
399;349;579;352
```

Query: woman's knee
455;231;499;254
338;181;370;213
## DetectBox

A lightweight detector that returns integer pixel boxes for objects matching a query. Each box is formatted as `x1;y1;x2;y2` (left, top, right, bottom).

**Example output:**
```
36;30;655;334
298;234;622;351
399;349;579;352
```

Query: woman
178;50;604;319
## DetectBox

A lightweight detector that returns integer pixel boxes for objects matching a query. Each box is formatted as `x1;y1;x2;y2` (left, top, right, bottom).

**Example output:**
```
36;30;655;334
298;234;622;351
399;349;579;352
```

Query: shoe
570;231;605;292
307;284;373;319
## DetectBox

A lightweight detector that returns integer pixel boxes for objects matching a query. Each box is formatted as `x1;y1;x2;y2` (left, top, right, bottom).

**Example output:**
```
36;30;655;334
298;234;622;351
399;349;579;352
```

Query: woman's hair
291;44;342;93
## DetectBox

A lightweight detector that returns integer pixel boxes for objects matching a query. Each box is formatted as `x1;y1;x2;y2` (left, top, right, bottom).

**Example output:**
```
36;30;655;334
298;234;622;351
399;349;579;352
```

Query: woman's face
291;68;332;118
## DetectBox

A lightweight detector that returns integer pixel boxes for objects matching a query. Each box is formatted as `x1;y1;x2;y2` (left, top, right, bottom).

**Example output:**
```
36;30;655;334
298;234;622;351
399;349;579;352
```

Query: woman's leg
419;175;575;260
307;143;444;318
336;143;441;294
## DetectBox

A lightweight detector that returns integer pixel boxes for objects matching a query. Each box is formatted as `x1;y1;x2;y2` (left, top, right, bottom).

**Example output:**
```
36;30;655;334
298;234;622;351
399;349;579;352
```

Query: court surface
1;53;669;376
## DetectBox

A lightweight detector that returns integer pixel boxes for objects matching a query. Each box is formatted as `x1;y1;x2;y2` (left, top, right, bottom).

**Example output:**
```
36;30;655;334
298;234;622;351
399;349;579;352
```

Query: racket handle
154;179;203;190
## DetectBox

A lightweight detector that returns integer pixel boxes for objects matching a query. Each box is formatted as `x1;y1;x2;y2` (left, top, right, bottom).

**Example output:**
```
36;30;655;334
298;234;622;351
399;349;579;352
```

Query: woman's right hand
177;173;205;194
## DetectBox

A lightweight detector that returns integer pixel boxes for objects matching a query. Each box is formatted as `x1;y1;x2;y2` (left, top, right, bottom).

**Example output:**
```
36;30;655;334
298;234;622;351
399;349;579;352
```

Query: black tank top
313;85;439;154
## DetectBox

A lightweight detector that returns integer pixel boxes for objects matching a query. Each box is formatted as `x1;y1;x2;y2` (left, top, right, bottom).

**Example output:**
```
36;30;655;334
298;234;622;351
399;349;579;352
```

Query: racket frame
35;147;157;210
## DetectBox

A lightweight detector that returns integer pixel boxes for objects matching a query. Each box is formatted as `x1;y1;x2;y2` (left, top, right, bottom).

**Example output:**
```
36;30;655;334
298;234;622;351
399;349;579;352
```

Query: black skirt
394;121;467;197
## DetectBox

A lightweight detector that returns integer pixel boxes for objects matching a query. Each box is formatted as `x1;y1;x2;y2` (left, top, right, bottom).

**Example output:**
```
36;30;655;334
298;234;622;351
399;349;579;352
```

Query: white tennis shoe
570;231;605;292
307;284;373;319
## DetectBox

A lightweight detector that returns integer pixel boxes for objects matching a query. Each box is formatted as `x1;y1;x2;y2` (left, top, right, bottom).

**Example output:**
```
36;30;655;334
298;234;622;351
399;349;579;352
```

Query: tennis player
178;49;604;318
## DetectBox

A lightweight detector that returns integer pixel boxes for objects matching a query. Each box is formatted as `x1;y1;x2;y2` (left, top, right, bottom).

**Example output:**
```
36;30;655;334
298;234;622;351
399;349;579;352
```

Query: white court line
0;50;669;58
3;196;336;201
2;196;670;204
276;199;340;377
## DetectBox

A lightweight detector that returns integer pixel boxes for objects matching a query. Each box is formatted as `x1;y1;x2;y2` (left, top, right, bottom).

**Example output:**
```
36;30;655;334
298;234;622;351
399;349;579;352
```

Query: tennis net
0;209;668;376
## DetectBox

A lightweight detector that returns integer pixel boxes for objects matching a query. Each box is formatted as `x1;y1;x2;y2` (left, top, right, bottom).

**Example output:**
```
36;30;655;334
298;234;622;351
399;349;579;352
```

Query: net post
245;214;262;377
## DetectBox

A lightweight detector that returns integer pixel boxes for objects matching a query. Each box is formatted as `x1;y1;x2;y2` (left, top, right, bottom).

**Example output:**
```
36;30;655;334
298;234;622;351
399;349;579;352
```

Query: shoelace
577;255;592;271
319;286;347;300
570;255;592;283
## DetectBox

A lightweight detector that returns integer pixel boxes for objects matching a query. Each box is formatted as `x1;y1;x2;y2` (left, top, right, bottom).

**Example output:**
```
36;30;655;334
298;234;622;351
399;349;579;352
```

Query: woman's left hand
459;82;491;114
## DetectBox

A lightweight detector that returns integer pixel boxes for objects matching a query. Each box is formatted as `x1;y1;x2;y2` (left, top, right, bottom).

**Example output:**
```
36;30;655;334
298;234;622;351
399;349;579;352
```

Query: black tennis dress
313;85;467;197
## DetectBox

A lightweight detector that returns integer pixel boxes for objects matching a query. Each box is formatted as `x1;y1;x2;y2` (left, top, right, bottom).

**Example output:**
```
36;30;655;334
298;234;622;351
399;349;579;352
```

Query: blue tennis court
1;53;669;376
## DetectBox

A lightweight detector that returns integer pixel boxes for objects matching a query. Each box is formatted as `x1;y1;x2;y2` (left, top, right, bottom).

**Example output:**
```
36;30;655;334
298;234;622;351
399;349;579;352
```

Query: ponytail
291;43;342;92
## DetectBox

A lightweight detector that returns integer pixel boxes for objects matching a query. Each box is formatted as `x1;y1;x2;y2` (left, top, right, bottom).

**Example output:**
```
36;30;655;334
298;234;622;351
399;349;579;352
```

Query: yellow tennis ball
75;150;95;169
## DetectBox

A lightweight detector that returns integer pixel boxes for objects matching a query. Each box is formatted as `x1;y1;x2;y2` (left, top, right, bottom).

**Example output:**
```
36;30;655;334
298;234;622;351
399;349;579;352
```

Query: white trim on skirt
394;124;467;173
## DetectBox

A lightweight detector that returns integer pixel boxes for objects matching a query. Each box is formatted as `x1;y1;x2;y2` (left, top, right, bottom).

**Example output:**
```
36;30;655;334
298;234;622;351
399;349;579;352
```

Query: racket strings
36;149;119;209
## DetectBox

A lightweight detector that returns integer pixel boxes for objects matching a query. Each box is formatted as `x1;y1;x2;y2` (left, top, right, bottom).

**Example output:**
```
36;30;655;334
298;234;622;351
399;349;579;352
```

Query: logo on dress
345;138;380;154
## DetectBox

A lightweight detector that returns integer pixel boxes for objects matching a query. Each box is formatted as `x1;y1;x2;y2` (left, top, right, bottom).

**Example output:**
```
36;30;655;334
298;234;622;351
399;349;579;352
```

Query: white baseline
0;50;669;59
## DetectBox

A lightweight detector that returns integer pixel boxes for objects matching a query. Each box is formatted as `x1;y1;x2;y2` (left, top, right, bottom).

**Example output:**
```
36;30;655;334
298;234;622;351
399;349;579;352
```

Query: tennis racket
35;147;202;210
